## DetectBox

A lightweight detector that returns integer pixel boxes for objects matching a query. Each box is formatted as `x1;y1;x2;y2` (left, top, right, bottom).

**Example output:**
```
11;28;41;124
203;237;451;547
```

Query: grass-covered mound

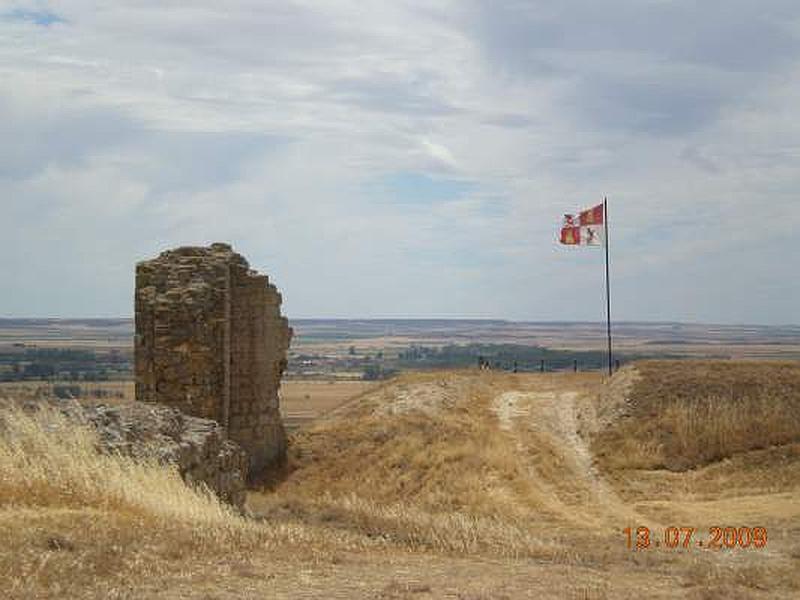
592;360;800;471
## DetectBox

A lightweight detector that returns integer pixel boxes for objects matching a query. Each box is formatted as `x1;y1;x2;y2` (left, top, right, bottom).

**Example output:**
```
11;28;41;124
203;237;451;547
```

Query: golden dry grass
253;371;574;559
0;403;362;599
251;365;800;597
0;404;246;523
3;362;800;598
254;371;625;558
0;380;135;402
593;360;800;471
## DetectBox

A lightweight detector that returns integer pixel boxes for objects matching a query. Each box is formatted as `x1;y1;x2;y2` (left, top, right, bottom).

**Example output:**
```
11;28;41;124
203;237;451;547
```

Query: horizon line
0;317;798;328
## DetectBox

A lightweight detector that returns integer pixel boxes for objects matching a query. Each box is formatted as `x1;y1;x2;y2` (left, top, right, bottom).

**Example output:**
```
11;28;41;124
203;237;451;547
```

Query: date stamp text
623;527;767;551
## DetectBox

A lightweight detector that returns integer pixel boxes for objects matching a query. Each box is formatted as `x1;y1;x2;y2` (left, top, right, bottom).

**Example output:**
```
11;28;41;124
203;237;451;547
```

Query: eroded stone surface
81;401;248;509
135;243;291;476
4;398;249;510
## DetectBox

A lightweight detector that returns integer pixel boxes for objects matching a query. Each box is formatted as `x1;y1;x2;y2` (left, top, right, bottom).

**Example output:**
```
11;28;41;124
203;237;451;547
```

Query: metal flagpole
603;197;613;376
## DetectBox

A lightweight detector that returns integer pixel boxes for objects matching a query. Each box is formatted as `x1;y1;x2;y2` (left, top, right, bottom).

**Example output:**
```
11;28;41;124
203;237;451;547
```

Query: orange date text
623;526;767;551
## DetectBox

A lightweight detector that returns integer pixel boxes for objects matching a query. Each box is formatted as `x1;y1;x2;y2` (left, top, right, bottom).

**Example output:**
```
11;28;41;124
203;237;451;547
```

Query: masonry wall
228;261;290;472
134;243;290;476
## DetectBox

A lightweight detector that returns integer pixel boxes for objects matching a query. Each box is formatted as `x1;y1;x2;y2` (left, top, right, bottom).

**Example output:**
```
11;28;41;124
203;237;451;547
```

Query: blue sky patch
368;172;475;205
4;9;65;26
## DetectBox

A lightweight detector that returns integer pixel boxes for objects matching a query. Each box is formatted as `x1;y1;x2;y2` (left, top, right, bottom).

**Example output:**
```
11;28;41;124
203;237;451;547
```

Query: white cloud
1;1;799;324
420;138;458;169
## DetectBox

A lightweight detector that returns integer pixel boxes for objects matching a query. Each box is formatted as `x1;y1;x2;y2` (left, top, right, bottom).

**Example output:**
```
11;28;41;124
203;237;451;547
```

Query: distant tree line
394;343;655;372
362;363;398;381
51;384;124;400
0;348;132;382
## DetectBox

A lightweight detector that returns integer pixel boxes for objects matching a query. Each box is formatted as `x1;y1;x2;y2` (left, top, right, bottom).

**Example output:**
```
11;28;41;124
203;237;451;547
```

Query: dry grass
258;493;566;560
593;361;800;471
0;403;355;598
0;403;246;526
258;372;559;516
662;393;797;468
3;363;800;598
276;413;530;517
0;381;135;402
252;371;603;566
250;365;800;597
253;370;633;564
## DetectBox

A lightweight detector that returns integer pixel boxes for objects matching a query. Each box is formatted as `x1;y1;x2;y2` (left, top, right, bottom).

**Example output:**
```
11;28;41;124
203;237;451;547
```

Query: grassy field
0;379;369;424
4;319;800;382
0;380;135;402
280;380;375;431
2;362;800;598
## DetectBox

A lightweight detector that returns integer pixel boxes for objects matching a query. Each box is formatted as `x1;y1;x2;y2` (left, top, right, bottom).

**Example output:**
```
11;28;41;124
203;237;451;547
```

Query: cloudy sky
2;1;799;324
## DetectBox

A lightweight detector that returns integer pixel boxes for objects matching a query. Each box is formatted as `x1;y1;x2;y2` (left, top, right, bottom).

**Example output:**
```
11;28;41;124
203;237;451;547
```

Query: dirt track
248;368;799;598
491;385;631;527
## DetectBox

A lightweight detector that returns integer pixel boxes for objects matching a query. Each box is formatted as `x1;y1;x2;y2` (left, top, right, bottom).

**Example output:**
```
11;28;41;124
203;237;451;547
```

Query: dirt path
491;382;637;528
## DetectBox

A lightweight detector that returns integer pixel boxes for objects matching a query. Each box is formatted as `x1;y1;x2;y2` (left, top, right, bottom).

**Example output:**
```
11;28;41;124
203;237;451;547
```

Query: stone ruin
78;401;248;508
134;243;291;478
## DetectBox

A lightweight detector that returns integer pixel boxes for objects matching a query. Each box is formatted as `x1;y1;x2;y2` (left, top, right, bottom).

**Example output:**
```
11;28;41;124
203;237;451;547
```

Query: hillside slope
3;363;800;598
249;365;800;597
592;360;800;472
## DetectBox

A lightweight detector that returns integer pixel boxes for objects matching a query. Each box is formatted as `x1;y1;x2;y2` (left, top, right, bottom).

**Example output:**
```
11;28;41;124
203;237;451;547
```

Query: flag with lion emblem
559;203;604;246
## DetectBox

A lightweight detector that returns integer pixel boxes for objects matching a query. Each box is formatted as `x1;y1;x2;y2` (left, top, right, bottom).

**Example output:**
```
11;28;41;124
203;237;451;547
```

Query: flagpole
603;197;613;377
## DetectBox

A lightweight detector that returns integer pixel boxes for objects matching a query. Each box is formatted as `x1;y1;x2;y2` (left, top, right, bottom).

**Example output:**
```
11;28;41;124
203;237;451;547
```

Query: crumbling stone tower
135;243;291;475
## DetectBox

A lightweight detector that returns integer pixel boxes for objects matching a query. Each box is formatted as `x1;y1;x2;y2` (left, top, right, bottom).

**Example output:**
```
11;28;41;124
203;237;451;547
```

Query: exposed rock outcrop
78;401;248;509
2;397;249;510
68;400;249;509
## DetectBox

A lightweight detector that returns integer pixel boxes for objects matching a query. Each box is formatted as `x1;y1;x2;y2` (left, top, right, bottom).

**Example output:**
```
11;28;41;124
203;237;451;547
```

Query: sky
1;1;799;324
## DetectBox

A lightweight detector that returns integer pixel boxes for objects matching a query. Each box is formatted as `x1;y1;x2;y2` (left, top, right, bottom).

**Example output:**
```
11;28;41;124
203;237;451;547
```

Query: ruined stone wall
135;243;290;476
229;263;291;472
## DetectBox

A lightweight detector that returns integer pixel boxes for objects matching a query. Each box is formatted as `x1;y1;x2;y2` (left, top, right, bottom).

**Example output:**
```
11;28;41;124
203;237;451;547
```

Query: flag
560;203;604;246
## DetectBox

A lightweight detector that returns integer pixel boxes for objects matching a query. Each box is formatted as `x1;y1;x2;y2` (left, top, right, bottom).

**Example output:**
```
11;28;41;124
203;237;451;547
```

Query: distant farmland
2;318;799;383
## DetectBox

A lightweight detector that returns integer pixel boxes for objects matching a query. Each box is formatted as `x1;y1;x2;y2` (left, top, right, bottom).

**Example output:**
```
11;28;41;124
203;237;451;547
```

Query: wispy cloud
0;1;798;324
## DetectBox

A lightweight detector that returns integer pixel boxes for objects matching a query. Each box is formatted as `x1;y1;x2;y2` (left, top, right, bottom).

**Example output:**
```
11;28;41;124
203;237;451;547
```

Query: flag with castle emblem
560;202;605;246
558;197;614;376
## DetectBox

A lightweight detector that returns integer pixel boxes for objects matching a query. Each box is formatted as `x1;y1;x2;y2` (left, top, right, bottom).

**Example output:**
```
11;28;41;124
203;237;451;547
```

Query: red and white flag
559;203;605;246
